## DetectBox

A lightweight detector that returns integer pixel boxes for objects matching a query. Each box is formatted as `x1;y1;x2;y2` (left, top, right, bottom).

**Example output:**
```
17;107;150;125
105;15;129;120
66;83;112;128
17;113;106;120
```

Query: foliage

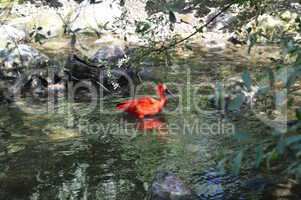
29;26;47;44
224;28;301;181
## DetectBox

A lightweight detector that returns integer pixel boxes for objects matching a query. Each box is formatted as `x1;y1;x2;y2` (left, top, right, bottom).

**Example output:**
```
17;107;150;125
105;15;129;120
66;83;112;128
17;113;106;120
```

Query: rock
242;176;271;191
24;0;63;8
47;82;65;93
147;171;196;200
0;44;49;71
198;8;238;50
208;76;259;111
0;25;26;49
227;34;246;45
70;0;123;32
257;14;284;30
8;1;78;39
9;11;64;39
263;180;301;200
197;7;241;50
204;8;237;33
173;12;199;38
191;170;241;199
123;0;148;22
290;2;301;11
23;75;48;96
201;32;230;51
90;45;125;64
66;54;135;95
0;45;54;97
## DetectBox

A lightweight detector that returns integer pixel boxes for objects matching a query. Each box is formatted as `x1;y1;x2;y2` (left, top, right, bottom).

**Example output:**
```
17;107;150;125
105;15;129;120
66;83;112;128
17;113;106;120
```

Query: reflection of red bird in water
116;83;170;119
137;118;167;132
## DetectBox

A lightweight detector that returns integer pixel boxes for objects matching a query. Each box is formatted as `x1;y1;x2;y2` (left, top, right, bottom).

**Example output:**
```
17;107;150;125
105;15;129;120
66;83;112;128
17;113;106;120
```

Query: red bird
116;83;170;119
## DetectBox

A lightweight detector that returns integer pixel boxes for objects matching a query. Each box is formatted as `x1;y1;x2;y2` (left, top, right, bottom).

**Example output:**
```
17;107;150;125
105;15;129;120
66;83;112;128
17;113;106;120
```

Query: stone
70;0;123;32
192;170;241;199
147;171;196;200
204;8;237;33
8;1;78;38
0;25;26;49
0;44;49;70
90;45;125;64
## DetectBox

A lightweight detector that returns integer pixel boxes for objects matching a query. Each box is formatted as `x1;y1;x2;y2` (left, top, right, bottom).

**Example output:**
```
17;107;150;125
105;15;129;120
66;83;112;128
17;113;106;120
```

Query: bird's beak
165;89;176;98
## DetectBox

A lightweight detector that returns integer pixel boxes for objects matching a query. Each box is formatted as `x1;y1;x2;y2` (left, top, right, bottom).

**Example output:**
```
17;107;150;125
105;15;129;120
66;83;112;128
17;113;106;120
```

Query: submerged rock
263;180;301;200
208;76;259;112
0;45;66;97
192;170;241;200
0;44;49;71
147;171;196;200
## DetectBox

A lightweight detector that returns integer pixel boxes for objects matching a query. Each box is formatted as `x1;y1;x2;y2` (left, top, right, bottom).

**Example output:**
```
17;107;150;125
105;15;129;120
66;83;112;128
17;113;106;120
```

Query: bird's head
157;83;174;98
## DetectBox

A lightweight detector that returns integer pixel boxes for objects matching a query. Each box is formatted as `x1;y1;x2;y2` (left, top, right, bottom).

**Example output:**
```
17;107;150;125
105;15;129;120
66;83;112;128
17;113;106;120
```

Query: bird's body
116;84;168;119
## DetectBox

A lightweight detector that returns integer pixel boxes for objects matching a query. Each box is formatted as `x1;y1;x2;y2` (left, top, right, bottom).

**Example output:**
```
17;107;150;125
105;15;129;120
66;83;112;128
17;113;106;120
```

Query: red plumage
116;84;168;119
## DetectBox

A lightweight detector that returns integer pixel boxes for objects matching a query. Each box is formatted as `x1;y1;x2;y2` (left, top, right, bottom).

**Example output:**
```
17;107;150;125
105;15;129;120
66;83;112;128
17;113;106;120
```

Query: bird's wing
116;99;137;110
136;97;157;105
116;97;158;112
135;97;159;112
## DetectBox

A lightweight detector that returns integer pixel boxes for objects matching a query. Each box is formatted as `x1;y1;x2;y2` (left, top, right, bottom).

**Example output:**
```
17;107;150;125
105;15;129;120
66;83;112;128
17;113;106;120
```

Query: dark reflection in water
0;135;146;200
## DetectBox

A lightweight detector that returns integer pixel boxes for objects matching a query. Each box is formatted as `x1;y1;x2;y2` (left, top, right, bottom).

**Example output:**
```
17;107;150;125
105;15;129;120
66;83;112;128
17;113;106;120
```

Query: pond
0;41;279;200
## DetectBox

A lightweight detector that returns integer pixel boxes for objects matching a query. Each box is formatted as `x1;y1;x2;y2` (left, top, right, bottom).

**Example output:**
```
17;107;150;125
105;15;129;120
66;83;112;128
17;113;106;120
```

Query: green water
0;44;277;199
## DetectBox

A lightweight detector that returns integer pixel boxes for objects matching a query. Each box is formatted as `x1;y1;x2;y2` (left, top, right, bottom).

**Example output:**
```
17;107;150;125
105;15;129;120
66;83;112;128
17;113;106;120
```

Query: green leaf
257;85;270;95
227;94;245;111
215;82;225;109
169;10;177;24
29;31;35;38
71;34;77;48
270;150;279;161
217;158;226;174
185;42;193;51
255;145;263;169
233;132;250;142
242;70;252;90
276;136;286;155
135;21;151;34
232;151;243;175
286;40;297;53
296;150;301;158
285;67;301;88
285;135;301;146
247;33;257;54
34;33;47;44
266;68;275;88
297;164;301;179
296;108;301;121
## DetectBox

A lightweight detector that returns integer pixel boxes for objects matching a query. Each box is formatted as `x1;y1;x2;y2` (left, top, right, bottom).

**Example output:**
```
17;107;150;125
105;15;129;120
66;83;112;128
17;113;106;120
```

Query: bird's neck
159;95;167;107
